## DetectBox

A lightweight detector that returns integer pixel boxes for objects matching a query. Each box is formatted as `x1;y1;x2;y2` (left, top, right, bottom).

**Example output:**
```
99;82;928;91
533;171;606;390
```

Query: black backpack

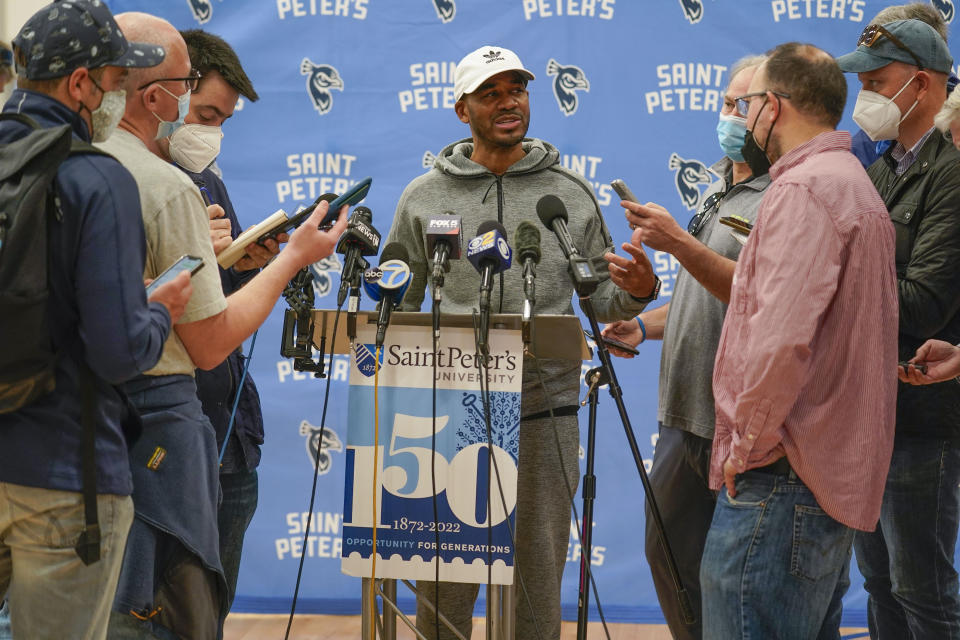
0;112;115;411
0;112;114;564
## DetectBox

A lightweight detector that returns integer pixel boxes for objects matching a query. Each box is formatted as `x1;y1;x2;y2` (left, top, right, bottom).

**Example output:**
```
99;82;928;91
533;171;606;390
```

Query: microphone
362;243;412;349
336;206;381;308
425;214;463;297
515;221;541;342
466;221;512;354
535;194;599;296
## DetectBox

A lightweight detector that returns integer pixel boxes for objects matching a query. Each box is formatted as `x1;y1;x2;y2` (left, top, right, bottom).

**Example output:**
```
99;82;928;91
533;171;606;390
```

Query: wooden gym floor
223;614;871;639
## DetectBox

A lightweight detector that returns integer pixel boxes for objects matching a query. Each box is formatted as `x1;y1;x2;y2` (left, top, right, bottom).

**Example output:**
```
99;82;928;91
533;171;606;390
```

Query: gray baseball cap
836;19;953;74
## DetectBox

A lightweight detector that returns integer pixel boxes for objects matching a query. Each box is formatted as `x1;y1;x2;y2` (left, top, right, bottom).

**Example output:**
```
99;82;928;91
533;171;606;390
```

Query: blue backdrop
101;0;960;626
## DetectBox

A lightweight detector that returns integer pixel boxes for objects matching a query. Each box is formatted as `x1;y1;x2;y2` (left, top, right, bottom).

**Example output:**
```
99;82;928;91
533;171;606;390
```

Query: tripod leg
579;298;695;627
362;577;375;640
383;579;397;640
577;376;600;640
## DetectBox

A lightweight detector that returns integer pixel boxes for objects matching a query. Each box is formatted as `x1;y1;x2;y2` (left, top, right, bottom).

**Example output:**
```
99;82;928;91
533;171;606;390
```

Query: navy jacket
181;167;264;473
0;90;170;495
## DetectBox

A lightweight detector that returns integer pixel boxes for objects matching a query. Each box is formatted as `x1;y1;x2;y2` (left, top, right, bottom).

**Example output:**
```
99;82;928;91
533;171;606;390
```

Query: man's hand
623;200;687;255
723;457;738;498
146;270;192;325
601;319;642;358
283;202;349;267
603;242;656;299
234;232;288;272
207;204;232;256
899;339;960;384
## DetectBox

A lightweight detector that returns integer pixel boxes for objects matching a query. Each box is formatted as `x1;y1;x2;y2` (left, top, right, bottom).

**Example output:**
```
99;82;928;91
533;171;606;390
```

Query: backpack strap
74;366;100;565
64;137;114;566
0;112;42;129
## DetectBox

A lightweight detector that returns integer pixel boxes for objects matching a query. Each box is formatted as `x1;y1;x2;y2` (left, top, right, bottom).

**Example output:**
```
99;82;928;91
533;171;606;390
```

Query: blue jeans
855;437;960;639
0;600;8;640
218;469;258;610
700;469;854;640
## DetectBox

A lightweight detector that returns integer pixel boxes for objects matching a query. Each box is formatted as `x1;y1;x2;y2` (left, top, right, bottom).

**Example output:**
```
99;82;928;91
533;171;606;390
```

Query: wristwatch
631;275;661;304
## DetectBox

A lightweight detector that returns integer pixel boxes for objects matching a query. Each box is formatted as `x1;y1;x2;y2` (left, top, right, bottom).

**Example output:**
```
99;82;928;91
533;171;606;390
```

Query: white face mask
853;75;919;142
168;123;223;172
89;89;126;143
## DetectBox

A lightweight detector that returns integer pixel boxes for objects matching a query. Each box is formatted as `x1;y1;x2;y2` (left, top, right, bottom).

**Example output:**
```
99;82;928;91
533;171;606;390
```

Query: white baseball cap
454;46;535;101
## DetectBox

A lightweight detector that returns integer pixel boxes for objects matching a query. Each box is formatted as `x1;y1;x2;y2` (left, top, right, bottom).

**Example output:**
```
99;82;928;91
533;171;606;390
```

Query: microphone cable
283;306;343;640
369;346;383;633
218;330;257;464
470;313;545;640
430;294;441;640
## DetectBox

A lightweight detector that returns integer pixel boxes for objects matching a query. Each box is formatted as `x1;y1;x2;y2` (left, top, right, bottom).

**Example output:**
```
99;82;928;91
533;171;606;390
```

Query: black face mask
741;95;778;178
741;129;771;177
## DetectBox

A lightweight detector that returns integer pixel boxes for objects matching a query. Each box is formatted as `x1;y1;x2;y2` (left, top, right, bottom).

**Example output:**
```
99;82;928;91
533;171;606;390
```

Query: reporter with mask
99;13;347;639
170;29;278;614
837;19;960;637
601;55;770;640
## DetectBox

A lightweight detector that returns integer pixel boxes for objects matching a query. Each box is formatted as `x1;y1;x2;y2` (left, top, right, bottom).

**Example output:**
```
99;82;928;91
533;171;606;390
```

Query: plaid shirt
891;127;936;175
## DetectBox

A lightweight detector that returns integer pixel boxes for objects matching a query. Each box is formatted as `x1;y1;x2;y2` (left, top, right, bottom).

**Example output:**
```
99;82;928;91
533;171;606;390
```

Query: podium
311;309;589;640
311;310;591;361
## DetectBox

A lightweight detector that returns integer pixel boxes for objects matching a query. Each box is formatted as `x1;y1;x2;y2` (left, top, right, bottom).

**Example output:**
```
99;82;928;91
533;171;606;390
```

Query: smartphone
262;177;373;241
611;178;640;204
898;361;928;375
584;329;640;356
146;255;204;297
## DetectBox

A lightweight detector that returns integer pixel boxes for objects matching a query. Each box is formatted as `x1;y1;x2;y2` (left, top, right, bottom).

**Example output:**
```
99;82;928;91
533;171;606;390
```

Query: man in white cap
385;45;655;639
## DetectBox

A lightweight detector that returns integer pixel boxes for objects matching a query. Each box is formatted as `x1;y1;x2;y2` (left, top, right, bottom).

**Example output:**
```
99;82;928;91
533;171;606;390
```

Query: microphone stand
431;253;446;341
345;257;368;342
521;259;535;348
577;366;606;640
571;271;694;636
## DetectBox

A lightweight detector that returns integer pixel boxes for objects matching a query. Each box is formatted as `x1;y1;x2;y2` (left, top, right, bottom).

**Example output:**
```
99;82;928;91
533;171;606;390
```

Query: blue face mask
153;85;191;140
716;113;748;162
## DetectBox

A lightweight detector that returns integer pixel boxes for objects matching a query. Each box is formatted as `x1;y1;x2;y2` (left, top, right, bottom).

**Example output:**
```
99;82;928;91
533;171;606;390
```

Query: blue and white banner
342;322;523;584
93;0;960;625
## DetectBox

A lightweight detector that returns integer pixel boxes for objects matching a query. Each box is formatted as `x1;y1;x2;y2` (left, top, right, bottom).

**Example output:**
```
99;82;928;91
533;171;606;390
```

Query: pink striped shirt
710;131;899;531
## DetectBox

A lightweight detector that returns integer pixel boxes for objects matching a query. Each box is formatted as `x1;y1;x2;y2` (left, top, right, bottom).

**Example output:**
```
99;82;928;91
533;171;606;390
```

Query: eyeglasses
857;24;925;70
734;90;791;117
137;69;201;93
688;190;726;235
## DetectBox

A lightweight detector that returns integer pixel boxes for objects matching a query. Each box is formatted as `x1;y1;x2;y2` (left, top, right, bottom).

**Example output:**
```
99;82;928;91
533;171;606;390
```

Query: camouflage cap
13;0;165;80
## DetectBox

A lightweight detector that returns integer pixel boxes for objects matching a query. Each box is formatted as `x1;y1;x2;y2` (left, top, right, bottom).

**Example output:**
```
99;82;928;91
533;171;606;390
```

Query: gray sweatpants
416;413;580;639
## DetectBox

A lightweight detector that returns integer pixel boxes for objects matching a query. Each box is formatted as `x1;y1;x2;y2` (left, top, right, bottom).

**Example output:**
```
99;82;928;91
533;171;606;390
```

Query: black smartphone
146;255;204;296
584;329;640;356
898;361;928;375
611;178;640;204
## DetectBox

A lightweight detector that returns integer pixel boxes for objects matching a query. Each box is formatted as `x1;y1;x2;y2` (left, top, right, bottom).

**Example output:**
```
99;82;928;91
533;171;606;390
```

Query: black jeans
643;423;716;640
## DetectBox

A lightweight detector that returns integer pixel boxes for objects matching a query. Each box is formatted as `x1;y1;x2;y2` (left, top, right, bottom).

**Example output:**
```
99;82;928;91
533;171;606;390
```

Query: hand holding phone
146;255;204;297
898;360;928;375
584;329;640;356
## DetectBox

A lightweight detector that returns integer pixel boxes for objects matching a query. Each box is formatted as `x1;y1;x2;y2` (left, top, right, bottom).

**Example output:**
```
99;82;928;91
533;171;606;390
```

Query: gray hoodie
386;137;647;414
